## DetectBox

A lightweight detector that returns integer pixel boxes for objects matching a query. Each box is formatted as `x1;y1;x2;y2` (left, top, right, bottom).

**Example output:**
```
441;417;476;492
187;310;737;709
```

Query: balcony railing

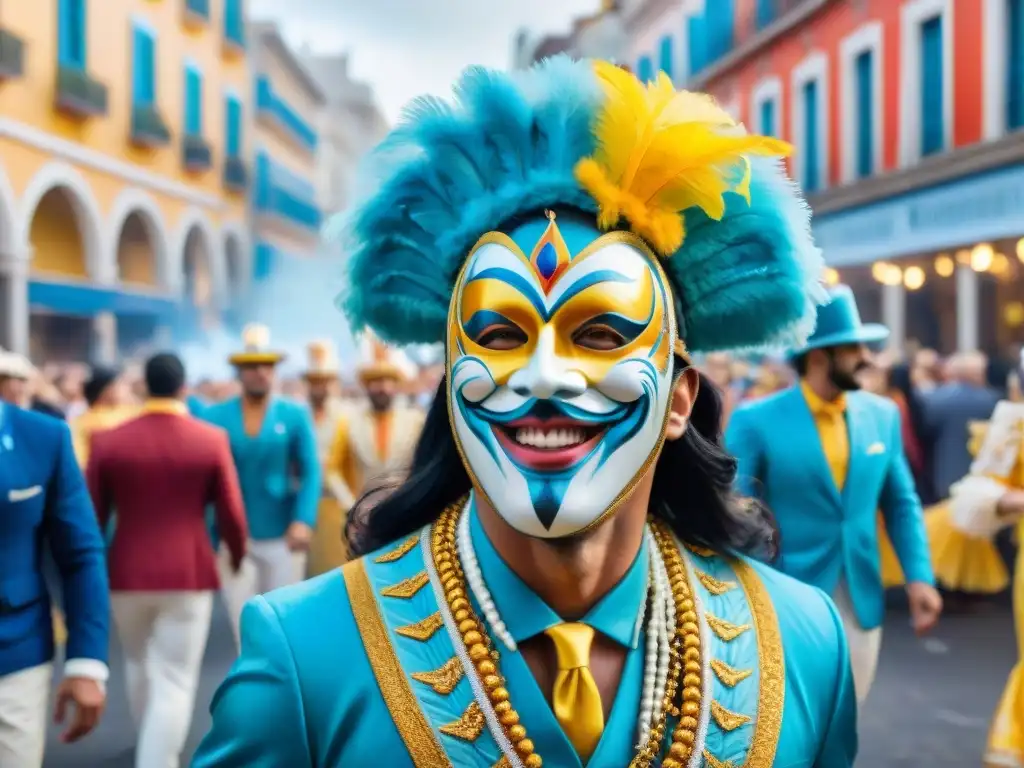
55;65;108;118
256;76;318;152
183;0;210;27
223;156;248;192
131;104;171;148
182;135;212;171
0;28;24;80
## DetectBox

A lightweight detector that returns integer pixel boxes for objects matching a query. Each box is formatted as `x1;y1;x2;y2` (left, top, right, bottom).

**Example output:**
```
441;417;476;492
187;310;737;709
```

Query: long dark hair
345;361;778;562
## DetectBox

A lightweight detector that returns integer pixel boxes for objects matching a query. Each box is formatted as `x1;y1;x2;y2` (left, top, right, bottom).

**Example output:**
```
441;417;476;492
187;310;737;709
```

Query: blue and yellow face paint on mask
446;210;678;538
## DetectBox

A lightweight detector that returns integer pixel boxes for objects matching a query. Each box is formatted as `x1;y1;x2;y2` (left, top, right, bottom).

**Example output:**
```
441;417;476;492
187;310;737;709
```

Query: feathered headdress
339;56;825;353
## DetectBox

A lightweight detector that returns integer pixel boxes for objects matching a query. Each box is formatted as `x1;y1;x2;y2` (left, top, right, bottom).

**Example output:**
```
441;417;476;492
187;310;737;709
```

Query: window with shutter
855;50;873;178
1008;0;1024;130
760;98;776;137
920;16;944;156
226;95;242;158
184;67;203;136
803;80;819;193
658;35;673;80
636;55;653;83
59;0;87;68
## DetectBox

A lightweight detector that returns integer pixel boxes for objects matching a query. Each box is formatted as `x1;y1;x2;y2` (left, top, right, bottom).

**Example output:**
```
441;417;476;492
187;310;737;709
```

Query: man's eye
573;324;627;351
476;325;528;350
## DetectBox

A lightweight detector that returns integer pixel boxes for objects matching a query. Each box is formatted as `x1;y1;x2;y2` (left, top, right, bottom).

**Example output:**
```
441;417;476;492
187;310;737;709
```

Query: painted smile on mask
446;210;677;539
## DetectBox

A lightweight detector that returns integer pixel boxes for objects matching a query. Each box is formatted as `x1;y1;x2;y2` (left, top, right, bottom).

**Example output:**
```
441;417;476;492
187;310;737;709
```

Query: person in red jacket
86;353;247;768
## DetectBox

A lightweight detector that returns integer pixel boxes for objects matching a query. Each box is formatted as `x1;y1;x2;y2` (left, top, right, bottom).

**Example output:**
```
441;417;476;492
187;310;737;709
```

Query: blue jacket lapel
842;395;870;510
782;387;844;510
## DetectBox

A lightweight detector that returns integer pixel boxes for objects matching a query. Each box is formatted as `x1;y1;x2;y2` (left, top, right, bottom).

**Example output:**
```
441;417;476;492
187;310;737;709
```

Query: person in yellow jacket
71;366;137;466
306;334;425;576
302;341;348;578
931;400;1024;766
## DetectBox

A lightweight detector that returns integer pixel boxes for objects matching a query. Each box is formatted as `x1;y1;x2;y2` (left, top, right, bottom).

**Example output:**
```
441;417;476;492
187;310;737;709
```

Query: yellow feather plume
575;60;793;257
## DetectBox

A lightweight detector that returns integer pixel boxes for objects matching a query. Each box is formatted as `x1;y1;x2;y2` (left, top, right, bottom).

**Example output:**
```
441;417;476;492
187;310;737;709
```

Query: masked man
302;341;349;577
195;58;857;767
202;324;321;645
726;285;941;705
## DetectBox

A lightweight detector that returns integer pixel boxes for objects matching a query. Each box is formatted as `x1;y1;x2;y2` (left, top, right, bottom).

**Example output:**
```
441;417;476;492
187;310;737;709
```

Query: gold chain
430;503;703;768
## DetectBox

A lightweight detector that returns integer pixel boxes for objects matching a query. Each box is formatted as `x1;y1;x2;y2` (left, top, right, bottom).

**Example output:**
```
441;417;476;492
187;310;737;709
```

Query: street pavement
43;595;1018;767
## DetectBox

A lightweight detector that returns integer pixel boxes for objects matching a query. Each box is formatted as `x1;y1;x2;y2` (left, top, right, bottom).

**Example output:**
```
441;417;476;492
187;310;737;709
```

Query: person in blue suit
202;324;321;646
0;399;110;766
726;284;942;705
194;59;856;767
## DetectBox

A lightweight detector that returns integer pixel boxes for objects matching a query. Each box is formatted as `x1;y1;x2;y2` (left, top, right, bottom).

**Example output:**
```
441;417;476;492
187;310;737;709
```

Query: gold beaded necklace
429;502;704;768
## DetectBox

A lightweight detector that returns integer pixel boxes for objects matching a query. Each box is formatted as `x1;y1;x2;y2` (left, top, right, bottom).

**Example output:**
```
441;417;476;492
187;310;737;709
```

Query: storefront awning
29;280;179;320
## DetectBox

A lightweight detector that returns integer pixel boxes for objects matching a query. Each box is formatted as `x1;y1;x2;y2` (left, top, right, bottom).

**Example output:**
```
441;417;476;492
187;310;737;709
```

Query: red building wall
701;0;983;188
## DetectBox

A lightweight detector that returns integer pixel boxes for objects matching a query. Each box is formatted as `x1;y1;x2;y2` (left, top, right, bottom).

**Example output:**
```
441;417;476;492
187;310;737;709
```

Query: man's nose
507;326;586;400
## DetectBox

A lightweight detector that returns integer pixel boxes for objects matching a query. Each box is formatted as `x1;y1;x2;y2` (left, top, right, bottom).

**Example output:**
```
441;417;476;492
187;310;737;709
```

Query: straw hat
303;340;340;380
0;350;34;380
356;332;415;384
228;324;286;366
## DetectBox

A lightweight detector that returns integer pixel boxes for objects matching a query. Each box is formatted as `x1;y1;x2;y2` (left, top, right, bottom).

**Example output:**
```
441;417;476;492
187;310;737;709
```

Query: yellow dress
939;402;1024;765
922;419;1010;595
306;415;359;577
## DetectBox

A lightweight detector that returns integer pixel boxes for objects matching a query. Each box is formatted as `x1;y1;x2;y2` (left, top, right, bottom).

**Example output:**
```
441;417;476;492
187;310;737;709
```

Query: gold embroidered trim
685;543;716;557
696;569;737;596
396;612;445;641
732;558;785;768
410;657;464;695
438;701;486;742
380;571;430;599
342;561;450;767
705;612;751;642
374;535;420;563
702;749;736;768
492;756;512;768
710;700;752;731
710;658;753;687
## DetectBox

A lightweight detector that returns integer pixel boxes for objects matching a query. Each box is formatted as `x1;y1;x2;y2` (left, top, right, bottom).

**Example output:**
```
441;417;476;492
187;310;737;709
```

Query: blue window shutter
803;80;819;192
760;98;775;137
920;16;944;155
687;13;706;75
658;36;673;80
184;68;202;136
59;0;86;68
1008;0;1024;130
132;27;145;105
704;0;734;64
226;95;241;157
855;50;874;177
637;55;653;83
756;0;775;30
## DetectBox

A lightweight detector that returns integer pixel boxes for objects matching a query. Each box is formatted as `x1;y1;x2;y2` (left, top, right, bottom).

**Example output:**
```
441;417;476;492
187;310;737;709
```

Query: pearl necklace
428;500;703;768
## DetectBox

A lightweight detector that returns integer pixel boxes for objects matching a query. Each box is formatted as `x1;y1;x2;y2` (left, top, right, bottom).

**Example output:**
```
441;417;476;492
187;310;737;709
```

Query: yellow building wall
29;190;87;278
0;0;250;289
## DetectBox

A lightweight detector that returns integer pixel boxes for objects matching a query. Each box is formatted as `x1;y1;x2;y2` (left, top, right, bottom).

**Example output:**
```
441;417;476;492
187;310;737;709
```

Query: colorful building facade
0;0;253;362
249;22;323;286
628;0;1024;359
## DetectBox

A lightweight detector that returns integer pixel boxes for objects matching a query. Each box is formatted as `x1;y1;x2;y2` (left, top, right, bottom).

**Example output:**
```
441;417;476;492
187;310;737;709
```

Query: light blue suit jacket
202;396;320;540
725;386;934;630
193;503;856;767
0;403;110;677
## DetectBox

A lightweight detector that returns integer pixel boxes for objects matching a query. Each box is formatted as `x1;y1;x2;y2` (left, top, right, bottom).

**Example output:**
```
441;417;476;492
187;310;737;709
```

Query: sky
249;0;600;122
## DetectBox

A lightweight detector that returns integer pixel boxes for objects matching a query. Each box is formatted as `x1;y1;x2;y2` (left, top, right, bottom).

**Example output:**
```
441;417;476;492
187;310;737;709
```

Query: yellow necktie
545;622;604;761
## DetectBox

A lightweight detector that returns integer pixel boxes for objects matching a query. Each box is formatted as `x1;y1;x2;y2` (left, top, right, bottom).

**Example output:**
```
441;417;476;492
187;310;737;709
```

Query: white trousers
218;538;306;647
0;662;52;768
832;581;883;705
111;591;213;768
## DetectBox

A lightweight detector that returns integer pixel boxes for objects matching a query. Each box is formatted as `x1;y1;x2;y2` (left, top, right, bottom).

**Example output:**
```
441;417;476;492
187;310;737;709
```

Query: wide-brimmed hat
794;284;889;354
0;350;33;380
228;324;286;366
357;332;415;384
303;340;340;380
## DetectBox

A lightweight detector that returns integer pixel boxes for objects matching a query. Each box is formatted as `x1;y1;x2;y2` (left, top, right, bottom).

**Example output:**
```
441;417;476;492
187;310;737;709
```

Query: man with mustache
726;285;941;706
194;58;856;767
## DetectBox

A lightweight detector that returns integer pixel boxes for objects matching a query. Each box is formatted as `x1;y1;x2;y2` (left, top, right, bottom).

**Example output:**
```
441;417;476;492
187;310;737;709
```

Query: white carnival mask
446;210;678;538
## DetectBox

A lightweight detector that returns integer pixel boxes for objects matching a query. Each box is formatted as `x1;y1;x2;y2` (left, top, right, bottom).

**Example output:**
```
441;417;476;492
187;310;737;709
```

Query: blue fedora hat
795;284;889;354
